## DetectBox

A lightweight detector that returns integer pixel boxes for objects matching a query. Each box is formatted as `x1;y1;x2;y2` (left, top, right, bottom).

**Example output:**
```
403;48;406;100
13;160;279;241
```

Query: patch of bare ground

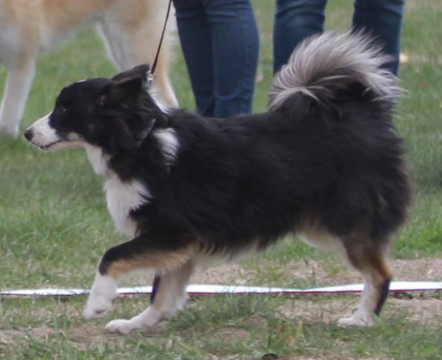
277;296;442;326
211;327;250;343
194;258;442;287
68;324;132;350
193;263;258;285
277;297;358;325
0;324;130;350
195;258;442;326
0;327;57;345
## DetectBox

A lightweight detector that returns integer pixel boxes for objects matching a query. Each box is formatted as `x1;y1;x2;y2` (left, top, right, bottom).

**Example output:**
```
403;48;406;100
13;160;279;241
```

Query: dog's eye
55;106;67;117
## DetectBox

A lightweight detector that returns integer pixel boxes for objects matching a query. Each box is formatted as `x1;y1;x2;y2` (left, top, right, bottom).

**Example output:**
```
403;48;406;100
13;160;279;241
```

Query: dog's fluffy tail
269;32;400;111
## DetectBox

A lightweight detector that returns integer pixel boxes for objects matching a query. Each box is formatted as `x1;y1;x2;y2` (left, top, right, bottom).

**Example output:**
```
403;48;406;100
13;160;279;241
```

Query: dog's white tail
269;32;400;111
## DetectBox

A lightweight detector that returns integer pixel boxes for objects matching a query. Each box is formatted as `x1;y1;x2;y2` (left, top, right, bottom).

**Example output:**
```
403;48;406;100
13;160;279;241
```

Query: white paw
338;313;376;327
82;293;113;320
0;122;19;138
105;319;134;334
82;273;117;320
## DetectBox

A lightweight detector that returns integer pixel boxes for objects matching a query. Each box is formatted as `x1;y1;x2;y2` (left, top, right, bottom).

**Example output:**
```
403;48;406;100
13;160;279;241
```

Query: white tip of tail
269;32;401;111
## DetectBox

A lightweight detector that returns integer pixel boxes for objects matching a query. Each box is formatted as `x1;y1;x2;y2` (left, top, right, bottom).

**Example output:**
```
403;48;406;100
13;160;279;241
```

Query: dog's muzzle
24;112;65;151
24;128;34;142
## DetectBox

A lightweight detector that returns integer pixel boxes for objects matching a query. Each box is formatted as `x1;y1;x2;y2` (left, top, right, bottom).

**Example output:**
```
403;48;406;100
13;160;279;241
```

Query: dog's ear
105;77;144;101
111;64;150;82
103;64;150;102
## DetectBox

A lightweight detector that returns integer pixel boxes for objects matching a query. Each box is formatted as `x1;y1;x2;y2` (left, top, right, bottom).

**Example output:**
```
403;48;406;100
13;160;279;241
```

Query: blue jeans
173;0;259;117
274;0;405;75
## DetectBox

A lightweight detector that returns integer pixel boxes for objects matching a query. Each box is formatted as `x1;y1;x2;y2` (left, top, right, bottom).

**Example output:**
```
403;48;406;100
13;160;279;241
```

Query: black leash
148;1;173;302
146;0;173;89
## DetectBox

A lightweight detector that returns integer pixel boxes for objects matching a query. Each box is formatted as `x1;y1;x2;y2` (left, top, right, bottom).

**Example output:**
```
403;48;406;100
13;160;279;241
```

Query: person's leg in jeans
352;0;405;75
173;0;259;117
173;0;216;116
273;0;327;74
206;0;259;117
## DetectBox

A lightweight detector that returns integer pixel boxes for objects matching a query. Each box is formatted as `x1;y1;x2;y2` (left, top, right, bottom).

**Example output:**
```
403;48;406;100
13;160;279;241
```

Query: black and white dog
25;33;412;333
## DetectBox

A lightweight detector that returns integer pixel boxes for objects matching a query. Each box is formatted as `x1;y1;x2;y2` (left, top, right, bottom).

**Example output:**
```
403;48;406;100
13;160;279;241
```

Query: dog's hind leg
105;261;193;334
0;59;36;138
299;223;393;327
82;228;196;330
338;239;393;327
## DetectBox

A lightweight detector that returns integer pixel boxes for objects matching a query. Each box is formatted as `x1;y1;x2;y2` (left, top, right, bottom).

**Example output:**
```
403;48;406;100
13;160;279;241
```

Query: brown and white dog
0;0;177;138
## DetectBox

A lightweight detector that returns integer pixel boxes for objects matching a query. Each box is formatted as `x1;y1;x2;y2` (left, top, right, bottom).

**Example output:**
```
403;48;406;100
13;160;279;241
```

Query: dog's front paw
82;273;117;320
82;294;113;320
105;319;134;334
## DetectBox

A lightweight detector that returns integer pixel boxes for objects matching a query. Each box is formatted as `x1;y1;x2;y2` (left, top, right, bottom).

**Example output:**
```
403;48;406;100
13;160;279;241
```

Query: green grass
1;0;442;359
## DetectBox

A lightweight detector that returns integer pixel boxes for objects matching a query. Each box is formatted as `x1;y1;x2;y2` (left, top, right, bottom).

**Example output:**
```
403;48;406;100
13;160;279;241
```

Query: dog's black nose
24;128;33;141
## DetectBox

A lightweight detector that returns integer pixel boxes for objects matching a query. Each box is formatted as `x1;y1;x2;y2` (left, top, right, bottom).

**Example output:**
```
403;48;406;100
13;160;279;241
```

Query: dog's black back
130;89;408;252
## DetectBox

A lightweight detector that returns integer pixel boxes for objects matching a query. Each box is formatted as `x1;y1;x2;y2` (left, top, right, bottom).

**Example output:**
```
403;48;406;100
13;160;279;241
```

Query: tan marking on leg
105;260;194;333
151;261;193;313
107;243;197;278
342;239;394;325
297;215;394;326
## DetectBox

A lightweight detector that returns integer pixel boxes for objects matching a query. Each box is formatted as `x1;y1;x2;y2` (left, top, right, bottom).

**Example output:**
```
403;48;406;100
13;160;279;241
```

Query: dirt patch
193;258;442;326
67;324;128;350
389;298;442;325
0;327;57;344
0;330;22;345
277;298;358;325
211;327;250;344
393;258;442;282
0;324;126;351
277;296;442;326
193;263;257;285
193;258;442;287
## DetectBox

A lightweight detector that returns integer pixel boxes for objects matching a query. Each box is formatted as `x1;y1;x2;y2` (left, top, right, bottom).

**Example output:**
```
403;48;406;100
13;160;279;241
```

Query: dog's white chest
104;176;151;237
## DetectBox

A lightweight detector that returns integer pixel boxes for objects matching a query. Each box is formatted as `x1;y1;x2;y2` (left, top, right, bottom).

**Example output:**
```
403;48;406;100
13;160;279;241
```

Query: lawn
1;0;442;359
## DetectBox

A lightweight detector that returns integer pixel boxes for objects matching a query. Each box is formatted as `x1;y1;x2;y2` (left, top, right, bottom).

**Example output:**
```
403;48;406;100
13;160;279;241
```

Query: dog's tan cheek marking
106;243;197;278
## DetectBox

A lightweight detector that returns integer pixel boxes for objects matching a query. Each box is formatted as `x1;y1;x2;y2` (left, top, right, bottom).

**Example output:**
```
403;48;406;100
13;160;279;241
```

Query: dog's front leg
82;229;196;333
105;262;193;334
0;60;36;138
82;271;118;320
